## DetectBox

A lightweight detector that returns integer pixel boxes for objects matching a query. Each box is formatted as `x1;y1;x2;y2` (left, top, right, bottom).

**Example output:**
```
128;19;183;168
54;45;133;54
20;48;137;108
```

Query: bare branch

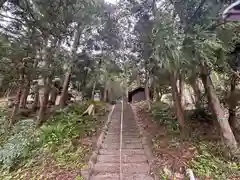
0;13;26;26
188;0;207;25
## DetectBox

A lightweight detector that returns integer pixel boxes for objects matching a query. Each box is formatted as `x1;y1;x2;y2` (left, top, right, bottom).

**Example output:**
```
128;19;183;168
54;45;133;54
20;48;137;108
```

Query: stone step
99;149;145;156
107;131;138;135
101;143;120;149
122;136;141;139
94;163;119;174
122;174;154;180
97;154;147;163
93;163;150;174
107;130;120;132
104;139;142;144
122;131;139;133
122;126;137;128
123;163;150;174
97;155;120;163
91;173;154;180
122;124;137;126
122;133;140;139
122;143;143;149
107;132;139;135
123;132;139;134
91;173;119;180
101;143;142;149
105;136;141;140
105;136;141;139
105;132;120;135
123;133;141;136
110;120;121;122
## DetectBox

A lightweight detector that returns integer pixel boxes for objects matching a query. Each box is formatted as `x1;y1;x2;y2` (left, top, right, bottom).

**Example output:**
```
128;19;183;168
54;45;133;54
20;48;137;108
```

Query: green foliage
151;102;179;132
0;119;38;171
92;101;108;115
53;141;90;169
0;108;7;137
0;102;107;174
190;143;240;179
40;102;98;148
75;176;85;180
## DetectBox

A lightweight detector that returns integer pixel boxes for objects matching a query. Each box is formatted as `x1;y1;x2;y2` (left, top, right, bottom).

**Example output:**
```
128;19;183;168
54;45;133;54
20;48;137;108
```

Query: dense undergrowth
0;101;108;179
148;101;240;179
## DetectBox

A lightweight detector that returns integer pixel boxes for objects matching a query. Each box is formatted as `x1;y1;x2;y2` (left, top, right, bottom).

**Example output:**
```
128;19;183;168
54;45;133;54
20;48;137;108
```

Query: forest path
90;102;154;180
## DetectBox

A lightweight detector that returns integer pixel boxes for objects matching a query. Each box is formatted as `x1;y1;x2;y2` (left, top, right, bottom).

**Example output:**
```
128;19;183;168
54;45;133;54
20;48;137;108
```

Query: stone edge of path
131;104;159;180
81;104;116;180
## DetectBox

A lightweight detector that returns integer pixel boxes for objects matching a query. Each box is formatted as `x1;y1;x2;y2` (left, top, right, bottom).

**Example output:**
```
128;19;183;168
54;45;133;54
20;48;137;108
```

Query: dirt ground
133;102;239;180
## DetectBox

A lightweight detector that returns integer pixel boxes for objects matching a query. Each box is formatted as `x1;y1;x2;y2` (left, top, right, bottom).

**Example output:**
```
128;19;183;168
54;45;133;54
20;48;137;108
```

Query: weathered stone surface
91;173;119;180
123;174;154;180
99;149;145;155
122;163;150;174
90;103;154;180
94;163;120;174
97;154;147;163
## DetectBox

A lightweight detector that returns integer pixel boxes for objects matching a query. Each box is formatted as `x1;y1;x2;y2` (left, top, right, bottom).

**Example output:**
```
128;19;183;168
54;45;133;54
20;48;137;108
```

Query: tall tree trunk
59;23;81;108
178;75;183;100
59;69;71;108
189;76;201;108
9;89;22;126
32;83;39;111
92;81;96;100
170;73;185;131
145;82;151;109
200;63;238;153
20;79;30;108
125;81;128;101
37;79;50;126
49;85;58;106
9;74;24;126
178;75;184;107
104;86;108;102
157;90;162;101
145;72;151;110
109;87;113;103
4;87;12;108
137;73;141;86
228;74;240;142
153;85;158;102
36;34;57;125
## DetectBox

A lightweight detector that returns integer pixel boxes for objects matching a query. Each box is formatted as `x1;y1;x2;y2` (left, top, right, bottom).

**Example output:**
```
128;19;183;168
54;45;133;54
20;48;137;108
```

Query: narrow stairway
91;103;154;180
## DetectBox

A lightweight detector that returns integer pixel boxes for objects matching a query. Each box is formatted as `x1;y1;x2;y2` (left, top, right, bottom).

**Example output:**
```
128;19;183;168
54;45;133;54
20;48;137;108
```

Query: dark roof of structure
128;87;145;102
128;87;145;96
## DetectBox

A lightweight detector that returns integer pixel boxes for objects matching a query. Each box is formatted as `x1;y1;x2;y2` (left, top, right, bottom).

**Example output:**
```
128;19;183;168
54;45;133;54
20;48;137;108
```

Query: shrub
190;143;240;179
0;108;8;136
0;102;106;173
0;119;38;170
151;102;179;132
93;101;108;115
40;103;98;148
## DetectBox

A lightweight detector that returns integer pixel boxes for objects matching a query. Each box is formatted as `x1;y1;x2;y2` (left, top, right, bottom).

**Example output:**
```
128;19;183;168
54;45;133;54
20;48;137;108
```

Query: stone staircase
90;103;154;180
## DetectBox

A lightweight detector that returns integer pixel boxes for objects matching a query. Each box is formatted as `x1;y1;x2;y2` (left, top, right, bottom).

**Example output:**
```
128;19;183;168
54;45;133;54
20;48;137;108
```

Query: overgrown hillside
134;101;240;180
0;101;108;179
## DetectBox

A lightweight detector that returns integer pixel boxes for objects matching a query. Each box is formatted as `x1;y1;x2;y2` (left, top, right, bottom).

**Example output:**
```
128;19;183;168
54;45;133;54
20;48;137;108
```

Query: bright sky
105;0;119;4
